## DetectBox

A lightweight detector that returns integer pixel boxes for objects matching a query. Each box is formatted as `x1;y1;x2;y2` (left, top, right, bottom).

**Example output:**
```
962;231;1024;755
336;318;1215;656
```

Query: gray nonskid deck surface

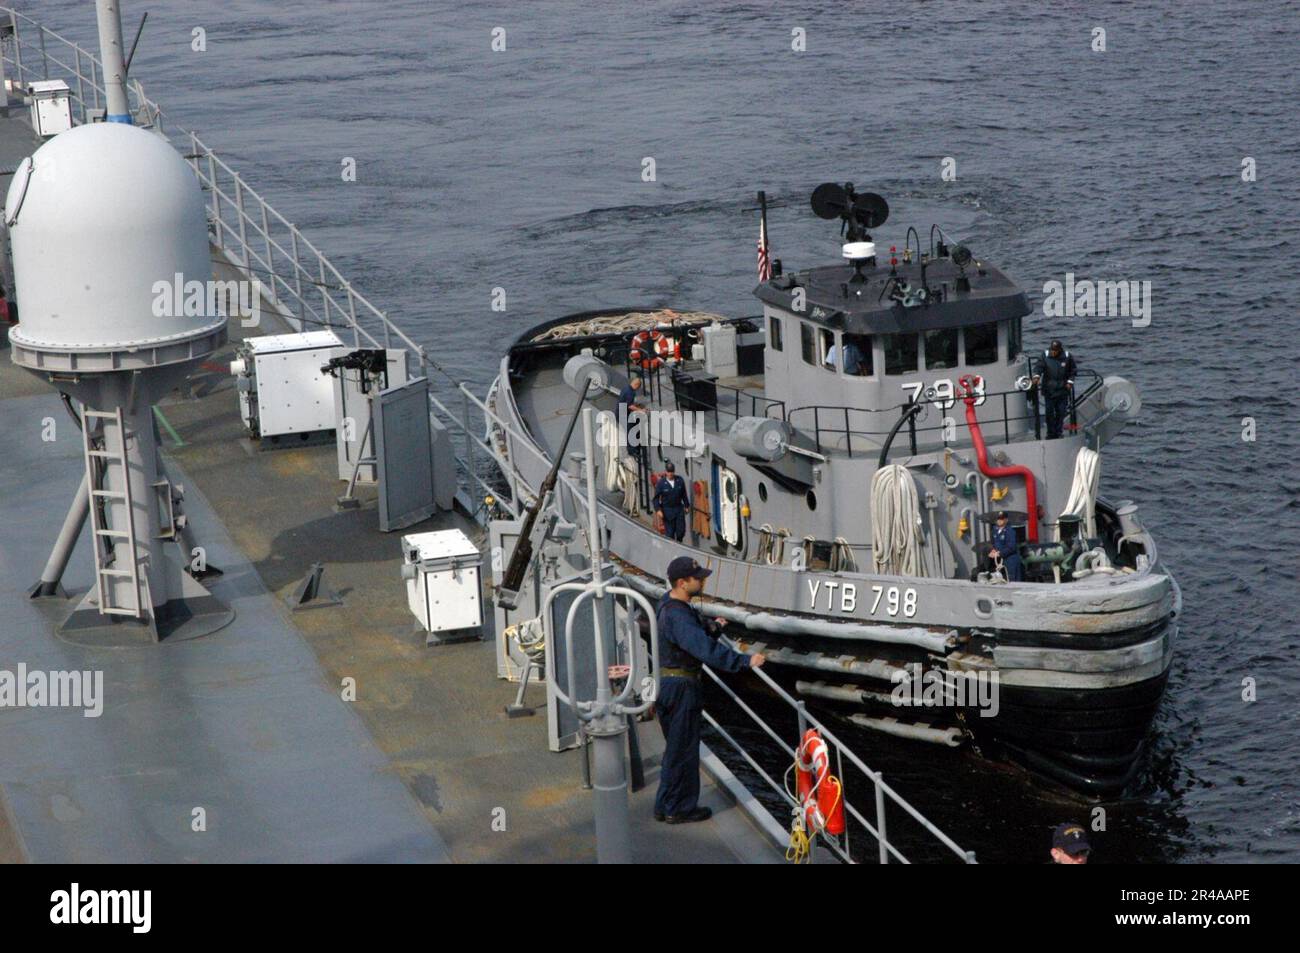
0;392;450;862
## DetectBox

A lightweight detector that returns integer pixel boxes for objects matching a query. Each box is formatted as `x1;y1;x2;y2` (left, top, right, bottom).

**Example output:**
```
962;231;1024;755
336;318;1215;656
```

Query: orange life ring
630;329;664;370
795;728;846;836
630;328;680;369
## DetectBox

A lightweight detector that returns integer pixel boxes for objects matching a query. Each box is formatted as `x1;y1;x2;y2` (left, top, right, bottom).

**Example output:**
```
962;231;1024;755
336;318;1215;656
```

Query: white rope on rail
1059;446;1100;540
871;465;929;577
596;411;621;491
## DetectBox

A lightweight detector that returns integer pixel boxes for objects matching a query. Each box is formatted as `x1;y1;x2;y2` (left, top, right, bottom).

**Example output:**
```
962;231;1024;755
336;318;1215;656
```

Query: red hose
959;375;1039;542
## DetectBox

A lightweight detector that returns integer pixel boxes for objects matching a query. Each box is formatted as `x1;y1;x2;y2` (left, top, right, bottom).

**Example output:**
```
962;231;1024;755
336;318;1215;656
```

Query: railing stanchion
289;226;304;320
233;175;249;266
346;285;359;345
73;47;86;121
463;389;476;495
875;780;889;864
10;11;23;86
37;25;46;80
206;152;223;247
318;257;330;327
260;203;278;305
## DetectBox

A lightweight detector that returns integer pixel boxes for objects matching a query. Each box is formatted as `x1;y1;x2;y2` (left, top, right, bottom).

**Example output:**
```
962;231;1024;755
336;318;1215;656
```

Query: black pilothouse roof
754;182;1031;334
754;255;1030;334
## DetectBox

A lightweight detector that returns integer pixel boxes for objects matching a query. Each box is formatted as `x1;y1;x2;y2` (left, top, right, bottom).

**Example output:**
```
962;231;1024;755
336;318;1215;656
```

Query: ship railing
628;358;785;432
0;7;428;371
701;657;977;864
666;369;786;432
789;368;1103;457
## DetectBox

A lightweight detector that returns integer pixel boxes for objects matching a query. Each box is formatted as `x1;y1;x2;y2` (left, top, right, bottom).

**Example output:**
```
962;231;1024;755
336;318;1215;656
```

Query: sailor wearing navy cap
653;460;689;541
1032;340;1078;440
989;511;1023;582
653;556;766;824
1050;822;1092;864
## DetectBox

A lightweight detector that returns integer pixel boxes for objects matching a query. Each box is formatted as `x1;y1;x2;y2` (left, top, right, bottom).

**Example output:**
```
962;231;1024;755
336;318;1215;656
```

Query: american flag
757;214;771;281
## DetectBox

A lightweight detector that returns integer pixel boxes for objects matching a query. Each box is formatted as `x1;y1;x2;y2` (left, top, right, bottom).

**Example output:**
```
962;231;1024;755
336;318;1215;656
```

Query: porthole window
758;482;768;502
805;490;817;511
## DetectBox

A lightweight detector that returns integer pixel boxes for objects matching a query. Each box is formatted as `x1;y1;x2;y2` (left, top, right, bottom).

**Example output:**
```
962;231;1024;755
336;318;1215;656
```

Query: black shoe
654;812;666;822
665;806;712;825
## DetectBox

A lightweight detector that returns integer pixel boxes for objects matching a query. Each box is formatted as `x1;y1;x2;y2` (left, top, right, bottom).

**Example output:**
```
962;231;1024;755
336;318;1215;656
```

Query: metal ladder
82;407;145;618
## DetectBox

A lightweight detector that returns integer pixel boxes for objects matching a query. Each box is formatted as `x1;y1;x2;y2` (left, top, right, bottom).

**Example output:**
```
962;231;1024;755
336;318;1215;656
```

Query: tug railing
788;368;1104;457
700;656;977;864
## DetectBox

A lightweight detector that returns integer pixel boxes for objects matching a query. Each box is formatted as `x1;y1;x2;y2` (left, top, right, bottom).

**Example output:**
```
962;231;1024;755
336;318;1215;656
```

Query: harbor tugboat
487;184;1179;796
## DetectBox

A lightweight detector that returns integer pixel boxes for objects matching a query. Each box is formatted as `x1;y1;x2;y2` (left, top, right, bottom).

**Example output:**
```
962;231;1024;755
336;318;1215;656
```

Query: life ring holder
629;329;665;370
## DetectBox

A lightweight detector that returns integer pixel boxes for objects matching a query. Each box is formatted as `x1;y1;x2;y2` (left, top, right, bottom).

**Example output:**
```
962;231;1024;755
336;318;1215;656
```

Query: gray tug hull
488;326;1180;797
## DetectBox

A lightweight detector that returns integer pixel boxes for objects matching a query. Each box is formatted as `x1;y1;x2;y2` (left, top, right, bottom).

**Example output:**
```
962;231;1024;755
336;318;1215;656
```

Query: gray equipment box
27;80;73;136
402;529;483;644
233;330;344;440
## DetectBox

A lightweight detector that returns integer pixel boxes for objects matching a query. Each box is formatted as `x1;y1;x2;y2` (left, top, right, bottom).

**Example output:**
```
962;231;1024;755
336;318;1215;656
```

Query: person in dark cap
1050;822;1091;864
617;374;645;437
653;556;765;823
989;511;1023;581
653;460;689;541
617;374;647;464
1031;340;1078;439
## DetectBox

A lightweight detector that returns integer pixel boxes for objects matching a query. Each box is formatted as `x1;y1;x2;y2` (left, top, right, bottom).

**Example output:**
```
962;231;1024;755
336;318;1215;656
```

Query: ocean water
36;0;1300;862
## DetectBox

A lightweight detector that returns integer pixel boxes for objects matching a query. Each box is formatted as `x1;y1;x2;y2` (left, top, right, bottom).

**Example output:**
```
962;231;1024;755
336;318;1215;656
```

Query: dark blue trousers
1044;392;1070;439
655;677;702;817
661;508;686;541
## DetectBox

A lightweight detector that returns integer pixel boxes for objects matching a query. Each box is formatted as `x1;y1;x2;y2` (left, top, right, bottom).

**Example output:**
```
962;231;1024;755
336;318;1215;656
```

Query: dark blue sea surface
37;0;1300;861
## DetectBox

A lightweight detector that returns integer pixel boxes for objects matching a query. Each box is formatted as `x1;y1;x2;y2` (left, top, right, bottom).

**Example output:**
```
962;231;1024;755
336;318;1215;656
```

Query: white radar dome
6;122;223;351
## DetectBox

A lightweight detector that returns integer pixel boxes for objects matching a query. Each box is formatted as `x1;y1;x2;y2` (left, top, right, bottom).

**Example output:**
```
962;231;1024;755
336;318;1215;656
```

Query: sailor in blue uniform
617;374;646;448
654;557;765;823
989;511;1023;581
1031;340;1078;440
653;460;689;541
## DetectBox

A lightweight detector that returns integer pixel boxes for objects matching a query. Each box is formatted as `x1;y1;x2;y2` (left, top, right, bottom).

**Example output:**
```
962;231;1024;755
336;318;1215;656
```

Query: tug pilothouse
488;183;1177;796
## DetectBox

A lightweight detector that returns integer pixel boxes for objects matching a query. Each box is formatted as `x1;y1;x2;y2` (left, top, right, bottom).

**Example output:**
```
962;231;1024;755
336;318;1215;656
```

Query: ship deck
0;104;780;863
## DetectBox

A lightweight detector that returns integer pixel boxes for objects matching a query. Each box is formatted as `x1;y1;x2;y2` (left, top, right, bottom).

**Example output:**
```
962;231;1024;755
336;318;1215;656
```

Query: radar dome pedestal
7;122;230;643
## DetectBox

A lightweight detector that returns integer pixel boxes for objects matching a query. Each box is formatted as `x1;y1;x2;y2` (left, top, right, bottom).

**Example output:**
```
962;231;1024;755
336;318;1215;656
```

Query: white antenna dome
842;241;875;261
6;122;223;353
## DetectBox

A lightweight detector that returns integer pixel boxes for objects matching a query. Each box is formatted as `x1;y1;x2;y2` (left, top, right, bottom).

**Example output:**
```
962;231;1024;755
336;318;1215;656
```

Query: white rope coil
871;465;929;577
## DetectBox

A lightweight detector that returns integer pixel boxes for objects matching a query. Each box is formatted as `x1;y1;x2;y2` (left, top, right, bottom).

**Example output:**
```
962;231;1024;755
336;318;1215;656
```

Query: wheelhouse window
924;328;959;370
963;321;999;366
1007;316;1023;361
818;328;835;371
800;321;816;365
883;333;918;375
769;315;783;351
841;332;873;376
